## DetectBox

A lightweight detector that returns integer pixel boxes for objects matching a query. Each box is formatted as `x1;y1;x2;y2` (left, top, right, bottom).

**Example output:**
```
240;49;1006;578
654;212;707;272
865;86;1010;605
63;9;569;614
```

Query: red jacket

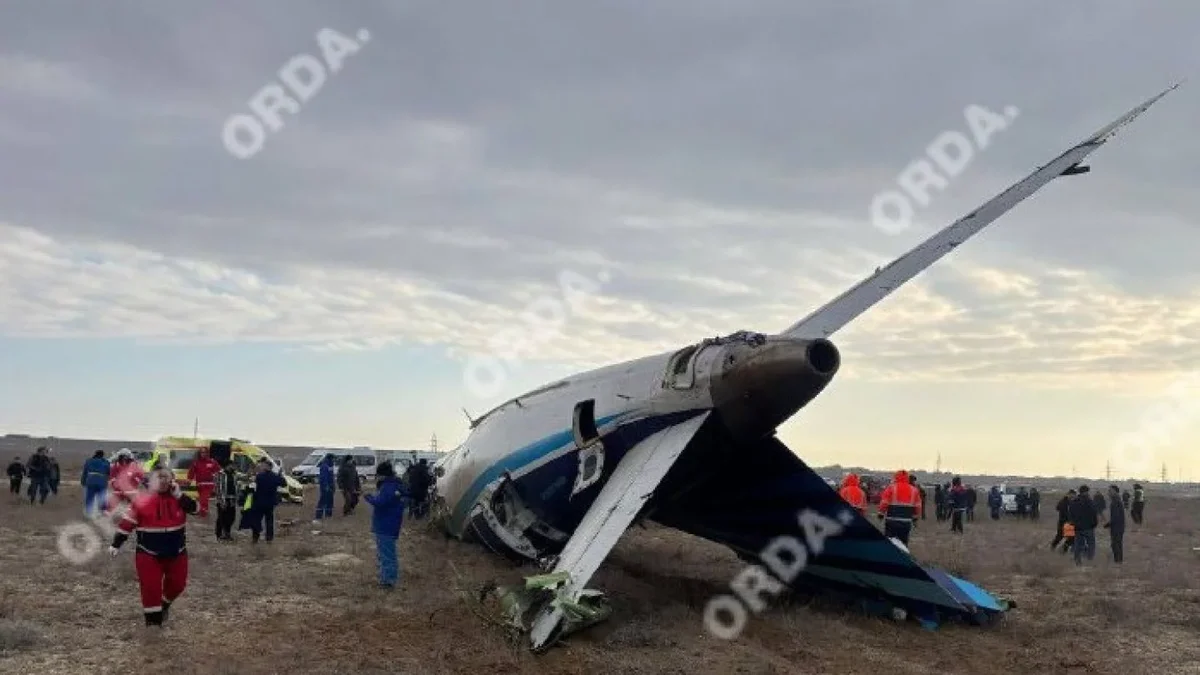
878;470;922;520
187;457;221;485
110;462;145;497
838;474;866;513
114;491;198;557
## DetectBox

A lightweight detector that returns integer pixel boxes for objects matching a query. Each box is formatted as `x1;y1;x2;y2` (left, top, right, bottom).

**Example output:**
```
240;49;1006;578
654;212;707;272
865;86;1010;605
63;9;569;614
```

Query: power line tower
1105;460;1112;481
936;452;942;474
1162;462;1168;483
193;417;199;439
430;433;438;453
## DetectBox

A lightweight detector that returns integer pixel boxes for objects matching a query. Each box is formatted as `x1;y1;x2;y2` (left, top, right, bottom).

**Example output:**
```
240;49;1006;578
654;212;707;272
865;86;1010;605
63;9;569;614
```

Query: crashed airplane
432;84;1180;651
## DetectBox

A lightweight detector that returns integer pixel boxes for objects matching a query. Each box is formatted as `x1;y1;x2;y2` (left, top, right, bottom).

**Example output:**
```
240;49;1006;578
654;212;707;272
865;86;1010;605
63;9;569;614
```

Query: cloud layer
2;1;1200;393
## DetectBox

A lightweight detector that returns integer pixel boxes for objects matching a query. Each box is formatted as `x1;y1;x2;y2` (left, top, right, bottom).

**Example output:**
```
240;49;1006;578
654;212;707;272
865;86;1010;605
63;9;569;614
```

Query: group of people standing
1050;483;1145;564
104;450;414;628
6;447;61;504
932;479;977;526
838;469;1149;565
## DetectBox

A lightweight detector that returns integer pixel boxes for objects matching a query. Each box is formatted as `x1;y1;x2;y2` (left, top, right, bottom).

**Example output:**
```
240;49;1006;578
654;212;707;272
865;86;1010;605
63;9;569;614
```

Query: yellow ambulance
146;436;304;504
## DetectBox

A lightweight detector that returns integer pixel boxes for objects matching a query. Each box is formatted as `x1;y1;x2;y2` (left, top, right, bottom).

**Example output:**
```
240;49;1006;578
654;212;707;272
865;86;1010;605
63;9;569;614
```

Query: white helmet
116;448;132;459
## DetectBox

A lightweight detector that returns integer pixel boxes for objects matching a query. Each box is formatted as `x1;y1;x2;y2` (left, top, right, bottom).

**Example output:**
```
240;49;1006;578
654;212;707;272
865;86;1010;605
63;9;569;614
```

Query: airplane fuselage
435;331;840;562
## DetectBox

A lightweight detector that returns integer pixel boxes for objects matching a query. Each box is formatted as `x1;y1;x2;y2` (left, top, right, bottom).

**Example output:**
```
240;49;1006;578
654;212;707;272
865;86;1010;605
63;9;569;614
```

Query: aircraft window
354;455;376;466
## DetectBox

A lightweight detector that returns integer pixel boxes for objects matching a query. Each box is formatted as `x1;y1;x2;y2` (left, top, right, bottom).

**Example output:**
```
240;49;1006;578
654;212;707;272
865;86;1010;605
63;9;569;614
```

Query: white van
290;447;377;484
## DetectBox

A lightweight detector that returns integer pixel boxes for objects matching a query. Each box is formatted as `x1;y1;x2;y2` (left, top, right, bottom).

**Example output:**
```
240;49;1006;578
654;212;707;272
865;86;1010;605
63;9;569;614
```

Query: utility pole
193;417;199;439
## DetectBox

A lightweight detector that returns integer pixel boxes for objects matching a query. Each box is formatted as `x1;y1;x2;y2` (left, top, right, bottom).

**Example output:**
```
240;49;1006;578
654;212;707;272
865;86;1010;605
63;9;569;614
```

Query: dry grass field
1;462;1197;675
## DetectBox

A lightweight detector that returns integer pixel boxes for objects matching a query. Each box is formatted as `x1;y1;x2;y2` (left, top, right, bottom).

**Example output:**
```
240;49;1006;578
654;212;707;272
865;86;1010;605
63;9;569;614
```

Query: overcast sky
1;1;1198;479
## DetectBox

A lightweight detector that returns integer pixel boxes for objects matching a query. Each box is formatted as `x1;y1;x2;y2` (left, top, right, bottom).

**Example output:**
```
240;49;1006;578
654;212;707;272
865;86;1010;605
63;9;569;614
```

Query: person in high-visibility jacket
1060;521;1076;554
838;473;867;515
877;469;922;545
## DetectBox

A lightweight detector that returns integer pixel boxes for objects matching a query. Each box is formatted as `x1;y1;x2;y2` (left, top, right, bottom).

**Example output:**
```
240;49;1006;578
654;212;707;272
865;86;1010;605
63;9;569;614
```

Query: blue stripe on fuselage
448;412;625;532
448;409;707;534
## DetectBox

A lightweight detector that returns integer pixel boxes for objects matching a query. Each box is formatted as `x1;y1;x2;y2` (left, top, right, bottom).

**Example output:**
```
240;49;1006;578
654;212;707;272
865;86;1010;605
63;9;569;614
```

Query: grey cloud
1;1;1199;384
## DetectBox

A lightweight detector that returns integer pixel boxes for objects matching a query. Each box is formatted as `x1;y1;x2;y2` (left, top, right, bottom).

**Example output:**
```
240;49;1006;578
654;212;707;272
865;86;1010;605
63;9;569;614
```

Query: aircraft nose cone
711;338;840;440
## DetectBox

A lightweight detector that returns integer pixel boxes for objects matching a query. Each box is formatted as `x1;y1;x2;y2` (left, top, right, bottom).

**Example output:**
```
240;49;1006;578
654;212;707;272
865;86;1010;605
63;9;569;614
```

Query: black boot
145;610;163;627
161;600;171;624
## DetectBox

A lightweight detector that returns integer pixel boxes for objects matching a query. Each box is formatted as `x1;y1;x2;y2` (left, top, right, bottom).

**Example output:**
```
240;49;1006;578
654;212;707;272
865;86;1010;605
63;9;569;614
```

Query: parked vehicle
291;447;378;483
149;436;304;504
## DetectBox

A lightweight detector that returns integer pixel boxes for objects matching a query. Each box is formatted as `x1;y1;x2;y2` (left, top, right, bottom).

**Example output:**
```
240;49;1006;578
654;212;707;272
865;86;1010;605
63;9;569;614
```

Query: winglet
781;83;1181;340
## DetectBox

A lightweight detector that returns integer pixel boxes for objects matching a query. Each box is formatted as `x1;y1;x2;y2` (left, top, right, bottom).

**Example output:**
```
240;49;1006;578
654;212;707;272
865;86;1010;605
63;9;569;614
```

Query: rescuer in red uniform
106;449;146;515
109;468;199;627
877;469;922;546
838;473;867;516
186;448;221;518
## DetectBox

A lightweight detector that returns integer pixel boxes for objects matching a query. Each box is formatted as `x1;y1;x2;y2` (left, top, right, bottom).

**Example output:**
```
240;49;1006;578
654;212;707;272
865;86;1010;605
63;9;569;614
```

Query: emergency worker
838;473;867;515
108;449;146;514
877;470;921;545
186;448;221;518
1051;489;1076;550
108;468;199;626
1060;521;1076;554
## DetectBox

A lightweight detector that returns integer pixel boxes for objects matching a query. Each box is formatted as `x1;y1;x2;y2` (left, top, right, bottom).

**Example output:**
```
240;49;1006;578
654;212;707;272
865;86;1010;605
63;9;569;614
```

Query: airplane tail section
649;434;1009;625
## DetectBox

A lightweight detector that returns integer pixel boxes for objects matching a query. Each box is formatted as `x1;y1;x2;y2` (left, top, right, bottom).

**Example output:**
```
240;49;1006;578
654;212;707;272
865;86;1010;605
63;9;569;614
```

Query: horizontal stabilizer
651;434;1009;623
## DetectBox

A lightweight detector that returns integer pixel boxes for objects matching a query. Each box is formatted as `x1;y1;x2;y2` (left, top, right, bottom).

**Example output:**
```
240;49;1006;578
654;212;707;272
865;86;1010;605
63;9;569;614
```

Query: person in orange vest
186;448;221;518
838;473;867;516
1059;521;1076;555
877;469;922;545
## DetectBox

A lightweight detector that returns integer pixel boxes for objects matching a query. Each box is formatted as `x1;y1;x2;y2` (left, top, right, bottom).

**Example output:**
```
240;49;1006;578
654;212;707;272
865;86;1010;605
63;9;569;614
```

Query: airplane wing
528;410;711;650
782;83;1180;339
